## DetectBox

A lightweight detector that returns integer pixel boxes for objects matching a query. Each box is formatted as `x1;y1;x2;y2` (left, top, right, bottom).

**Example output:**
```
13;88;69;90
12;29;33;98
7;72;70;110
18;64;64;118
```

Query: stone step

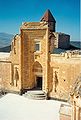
26;95;47;100
26;94;46;97
23;90;47;100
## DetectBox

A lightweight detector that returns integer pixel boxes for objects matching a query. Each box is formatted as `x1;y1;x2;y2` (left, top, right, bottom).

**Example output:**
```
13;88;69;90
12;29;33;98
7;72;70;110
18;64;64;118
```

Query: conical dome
40;9;56;23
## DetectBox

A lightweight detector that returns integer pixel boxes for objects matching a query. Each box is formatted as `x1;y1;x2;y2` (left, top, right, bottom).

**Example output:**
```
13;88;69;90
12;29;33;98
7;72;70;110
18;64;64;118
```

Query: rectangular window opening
35;41;41;52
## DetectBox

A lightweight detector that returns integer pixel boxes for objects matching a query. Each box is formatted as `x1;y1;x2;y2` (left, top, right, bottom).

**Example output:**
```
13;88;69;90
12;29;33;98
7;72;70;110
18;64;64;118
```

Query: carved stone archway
33;61;43;90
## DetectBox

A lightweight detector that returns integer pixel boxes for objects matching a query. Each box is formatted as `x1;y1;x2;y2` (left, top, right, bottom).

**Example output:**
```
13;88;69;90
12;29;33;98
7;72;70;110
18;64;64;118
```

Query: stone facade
70;74;81;120
0;10;81;101
59;74;81;120
53;32;70;49
50;52;81;100
59;104;72;120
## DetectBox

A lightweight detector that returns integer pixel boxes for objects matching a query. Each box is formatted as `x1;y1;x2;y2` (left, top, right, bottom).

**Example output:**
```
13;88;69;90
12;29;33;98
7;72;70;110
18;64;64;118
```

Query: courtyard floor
0;93;69;120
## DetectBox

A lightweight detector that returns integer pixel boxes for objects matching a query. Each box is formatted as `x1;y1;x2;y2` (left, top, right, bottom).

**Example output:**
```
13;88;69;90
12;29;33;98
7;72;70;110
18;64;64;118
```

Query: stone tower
40;9;56;32
20;21;50;92
20;10;54;92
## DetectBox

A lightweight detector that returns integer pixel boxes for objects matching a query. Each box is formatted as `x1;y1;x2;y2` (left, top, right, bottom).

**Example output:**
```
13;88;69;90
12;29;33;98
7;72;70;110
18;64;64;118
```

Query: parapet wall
51;50;81;59
49;50;81;100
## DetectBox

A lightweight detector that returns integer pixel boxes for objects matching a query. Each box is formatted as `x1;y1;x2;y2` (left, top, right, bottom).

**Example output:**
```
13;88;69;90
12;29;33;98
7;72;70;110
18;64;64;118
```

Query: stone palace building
0;10;81;102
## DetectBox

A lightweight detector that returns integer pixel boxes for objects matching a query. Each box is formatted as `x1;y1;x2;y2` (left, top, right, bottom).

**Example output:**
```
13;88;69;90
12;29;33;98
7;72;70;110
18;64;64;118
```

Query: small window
35;41;41;52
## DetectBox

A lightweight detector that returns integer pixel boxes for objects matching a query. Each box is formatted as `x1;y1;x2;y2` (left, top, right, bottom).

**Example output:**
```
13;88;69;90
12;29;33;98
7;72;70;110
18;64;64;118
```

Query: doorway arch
33;61;43;90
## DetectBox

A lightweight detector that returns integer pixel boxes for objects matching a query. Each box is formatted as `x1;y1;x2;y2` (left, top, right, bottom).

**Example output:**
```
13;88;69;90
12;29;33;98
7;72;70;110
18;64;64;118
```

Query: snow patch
0;93;69;120
0;52;10;58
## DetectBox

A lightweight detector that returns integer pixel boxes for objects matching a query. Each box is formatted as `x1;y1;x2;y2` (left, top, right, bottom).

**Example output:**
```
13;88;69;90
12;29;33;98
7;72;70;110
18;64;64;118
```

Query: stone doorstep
23;90;47;100
26;90;46;95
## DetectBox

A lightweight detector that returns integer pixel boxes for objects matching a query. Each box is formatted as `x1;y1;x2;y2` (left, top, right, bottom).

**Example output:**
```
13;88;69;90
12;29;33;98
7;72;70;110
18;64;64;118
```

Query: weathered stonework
70;74;81;120
49;53;81;100
59;74;81;120
0;10;81;101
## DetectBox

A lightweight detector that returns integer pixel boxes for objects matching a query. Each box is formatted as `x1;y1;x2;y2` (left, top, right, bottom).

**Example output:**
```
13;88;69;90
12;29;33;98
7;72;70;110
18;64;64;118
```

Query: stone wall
58;33;70;49
60;114;71;120
53;32;70;49
59;104;71;120
0;61;11;90
0;60;21;92
49;53;81;100
10;35;21;64
9;35;21;92
0;34;22;93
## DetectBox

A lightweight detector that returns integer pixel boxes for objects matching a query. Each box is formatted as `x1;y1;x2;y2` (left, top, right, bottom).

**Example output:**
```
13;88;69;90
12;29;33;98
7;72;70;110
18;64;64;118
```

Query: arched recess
32;61;43;90
49;33;56;52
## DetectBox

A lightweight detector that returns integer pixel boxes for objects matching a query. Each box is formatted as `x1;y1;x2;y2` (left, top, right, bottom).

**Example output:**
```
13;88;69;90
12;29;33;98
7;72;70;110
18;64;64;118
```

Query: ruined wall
53;32;59;48
0;61;11;91
0;35;21;93
49;52;81;100
10;35;21;64
53;32;70;49
9;35;21;92
58;34;70;49
60;115;71;120
59;104;71;120
0;59;21;92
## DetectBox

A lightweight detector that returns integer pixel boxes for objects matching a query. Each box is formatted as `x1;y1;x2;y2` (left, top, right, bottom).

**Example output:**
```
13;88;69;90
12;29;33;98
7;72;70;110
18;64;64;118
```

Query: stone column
72;101;76;120
76;106;80;120
45;28;49;93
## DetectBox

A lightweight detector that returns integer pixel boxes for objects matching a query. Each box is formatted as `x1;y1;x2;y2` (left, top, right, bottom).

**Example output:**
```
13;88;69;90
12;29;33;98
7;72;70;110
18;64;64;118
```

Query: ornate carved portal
33;62;43;90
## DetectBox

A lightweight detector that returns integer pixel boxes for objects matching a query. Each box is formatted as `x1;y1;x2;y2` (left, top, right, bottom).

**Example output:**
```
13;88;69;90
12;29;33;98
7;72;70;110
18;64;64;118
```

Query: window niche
10;65;19;87
34;40;41;52
35;41;41;52
14;66;19;87
53;68;59;92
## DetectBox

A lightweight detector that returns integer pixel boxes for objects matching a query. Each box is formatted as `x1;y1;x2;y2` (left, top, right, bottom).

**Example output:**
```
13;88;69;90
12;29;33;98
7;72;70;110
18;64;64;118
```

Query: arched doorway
33;61;43;90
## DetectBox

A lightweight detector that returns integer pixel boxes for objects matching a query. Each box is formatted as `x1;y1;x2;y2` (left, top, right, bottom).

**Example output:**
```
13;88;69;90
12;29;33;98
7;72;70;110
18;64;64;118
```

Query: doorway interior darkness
36;77;42;90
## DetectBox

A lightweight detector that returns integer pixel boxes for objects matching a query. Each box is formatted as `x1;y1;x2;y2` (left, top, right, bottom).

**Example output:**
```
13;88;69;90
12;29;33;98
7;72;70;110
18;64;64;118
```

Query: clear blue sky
0;0;80;41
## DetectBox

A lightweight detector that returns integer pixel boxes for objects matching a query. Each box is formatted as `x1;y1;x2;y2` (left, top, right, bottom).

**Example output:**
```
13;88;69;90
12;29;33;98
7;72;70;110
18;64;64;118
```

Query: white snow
0;93;68;120
0;52;10;58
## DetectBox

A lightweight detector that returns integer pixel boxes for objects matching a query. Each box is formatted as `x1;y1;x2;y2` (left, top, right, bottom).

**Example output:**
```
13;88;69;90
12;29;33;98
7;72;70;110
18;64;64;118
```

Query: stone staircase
23;90;47;100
